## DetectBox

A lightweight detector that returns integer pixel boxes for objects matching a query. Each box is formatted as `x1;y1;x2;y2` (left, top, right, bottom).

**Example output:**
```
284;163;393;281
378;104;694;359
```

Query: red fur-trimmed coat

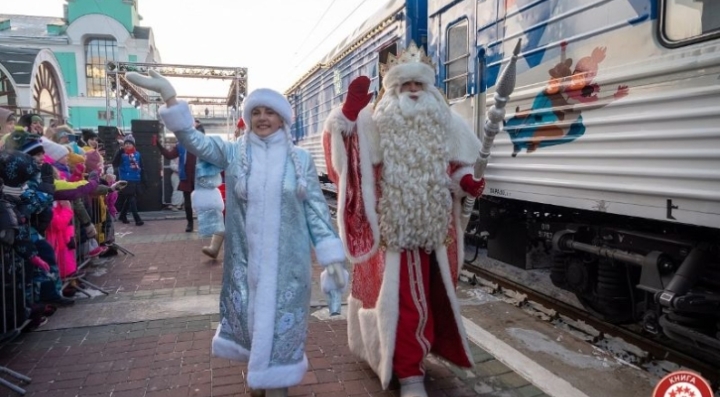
322;105;482;388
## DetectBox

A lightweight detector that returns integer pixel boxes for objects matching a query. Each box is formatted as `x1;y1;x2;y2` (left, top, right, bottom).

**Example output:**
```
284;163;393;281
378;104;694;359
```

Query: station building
0;0;160;130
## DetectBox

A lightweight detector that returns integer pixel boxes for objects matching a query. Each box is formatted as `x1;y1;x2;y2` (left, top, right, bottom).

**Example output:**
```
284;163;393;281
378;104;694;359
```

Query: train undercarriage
470;197;720;365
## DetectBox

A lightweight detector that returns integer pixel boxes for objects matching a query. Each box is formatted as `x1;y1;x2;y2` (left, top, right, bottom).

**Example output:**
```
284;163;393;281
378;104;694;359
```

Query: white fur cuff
323;107;356;137
451;166;473;197
159;101;194;133
320;267;349;294
314;238;346;267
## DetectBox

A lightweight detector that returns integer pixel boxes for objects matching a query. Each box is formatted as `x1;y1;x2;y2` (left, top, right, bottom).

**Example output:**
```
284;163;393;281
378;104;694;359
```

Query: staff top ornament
380;41;435;77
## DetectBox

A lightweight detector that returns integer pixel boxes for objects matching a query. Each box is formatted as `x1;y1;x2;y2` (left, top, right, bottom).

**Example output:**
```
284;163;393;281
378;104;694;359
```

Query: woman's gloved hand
125;70;177;102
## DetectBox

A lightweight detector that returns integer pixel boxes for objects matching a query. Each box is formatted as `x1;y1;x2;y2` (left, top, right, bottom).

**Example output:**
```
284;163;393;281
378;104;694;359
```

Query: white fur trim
327;108;381;264
320;267;350;294
159;101;194;133
243;88;292;131
247;355;309;389
347;250;402;389
434;245;474;365
323;106;356;137
212;326;250;361
245;132;286;378
314;237;346;267
191;188;224;211
357;108;382;165
450;166;473;198
447;113;481;164
383;62;436;92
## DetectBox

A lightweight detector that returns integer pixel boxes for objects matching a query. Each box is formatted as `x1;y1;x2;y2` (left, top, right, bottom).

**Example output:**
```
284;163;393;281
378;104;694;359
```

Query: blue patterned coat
159;102;345;389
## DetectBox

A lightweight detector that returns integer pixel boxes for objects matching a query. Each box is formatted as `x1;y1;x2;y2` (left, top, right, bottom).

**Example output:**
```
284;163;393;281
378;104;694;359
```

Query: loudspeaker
98;126;121;165
130;119;163;212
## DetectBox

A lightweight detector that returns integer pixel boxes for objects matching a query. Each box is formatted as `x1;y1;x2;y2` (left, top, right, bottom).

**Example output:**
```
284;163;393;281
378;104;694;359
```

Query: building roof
0;14;152;40
0;14;65;39
0;45;41;85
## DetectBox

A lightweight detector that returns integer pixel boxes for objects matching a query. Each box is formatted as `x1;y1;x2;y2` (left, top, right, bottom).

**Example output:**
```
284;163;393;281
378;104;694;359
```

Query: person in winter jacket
112;135;146;226
152;121;203;232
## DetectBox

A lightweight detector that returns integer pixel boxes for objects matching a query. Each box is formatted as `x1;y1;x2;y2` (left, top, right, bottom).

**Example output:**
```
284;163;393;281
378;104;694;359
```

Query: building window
85;38;117;97
98;110;115;120
661;0;720;45
444;20;469;100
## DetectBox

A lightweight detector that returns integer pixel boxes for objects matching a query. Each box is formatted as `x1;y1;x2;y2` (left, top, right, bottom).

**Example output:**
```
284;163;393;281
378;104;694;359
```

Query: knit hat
85;149;103;173
123;134;135;145
0;107;14;123
0;151;36;188
19;113;42;128
235;88;306;201
41;137;70;162
52;125;74;142
67;147;85;167
21;137;44;156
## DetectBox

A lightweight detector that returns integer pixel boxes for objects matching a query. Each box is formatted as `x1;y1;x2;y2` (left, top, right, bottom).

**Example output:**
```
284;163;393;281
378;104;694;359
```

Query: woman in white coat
127;71;348;397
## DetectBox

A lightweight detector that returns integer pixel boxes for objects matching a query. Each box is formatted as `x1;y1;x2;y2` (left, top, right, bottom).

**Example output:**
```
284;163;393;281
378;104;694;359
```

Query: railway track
321;186;719;389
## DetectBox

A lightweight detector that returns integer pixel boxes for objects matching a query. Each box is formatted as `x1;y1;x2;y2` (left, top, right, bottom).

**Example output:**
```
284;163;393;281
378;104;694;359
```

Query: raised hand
125;69;177;102
342;76;373;121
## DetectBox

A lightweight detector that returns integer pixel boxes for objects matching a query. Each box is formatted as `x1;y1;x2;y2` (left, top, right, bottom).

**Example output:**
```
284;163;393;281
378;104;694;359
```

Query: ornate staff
462;39;522;219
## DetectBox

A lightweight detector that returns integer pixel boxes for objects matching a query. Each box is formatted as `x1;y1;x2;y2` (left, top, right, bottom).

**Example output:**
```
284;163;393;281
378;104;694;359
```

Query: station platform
0;219;673;396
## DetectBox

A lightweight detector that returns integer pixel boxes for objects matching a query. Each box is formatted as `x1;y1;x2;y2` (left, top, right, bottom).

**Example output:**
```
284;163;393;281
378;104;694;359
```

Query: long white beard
373;90;452;251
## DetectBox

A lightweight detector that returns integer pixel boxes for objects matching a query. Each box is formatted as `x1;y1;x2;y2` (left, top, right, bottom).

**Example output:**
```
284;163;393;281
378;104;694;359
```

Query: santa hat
85;149;103;173
236;88;306;201
41;137;69;162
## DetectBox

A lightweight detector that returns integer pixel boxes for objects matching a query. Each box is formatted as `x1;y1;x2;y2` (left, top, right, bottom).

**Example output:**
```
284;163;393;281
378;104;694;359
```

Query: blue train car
286;0;720;363
285;0;427;179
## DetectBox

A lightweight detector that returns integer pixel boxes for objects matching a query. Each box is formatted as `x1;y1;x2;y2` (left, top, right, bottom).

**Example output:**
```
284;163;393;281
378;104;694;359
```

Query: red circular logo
653;370;714;397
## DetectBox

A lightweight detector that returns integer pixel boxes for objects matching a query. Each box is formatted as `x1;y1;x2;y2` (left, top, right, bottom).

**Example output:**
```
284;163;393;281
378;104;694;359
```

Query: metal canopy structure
104;61;248;131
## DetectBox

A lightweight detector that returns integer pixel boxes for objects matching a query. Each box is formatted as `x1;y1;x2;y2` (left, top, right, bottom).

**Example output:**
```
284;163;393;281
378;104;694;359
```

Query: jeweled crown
379;41;435;76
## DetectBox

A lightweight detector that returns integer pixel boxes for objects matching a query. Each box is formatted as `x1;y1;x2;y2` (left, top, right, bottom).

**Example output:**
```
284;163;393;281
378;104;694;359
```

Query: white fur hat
383;62;436;92
41;137;69;161
242;88;292;130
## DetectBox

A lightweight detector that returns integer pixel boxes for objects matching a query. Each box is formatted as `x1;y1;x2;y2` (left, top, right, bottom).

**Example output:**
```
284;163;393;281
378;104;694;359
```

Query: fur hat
52;125;74;142
235;88;306;201
123;134;135;145
382;61;435;92
41;137;69;162
242;88;293;130
85;149;103;173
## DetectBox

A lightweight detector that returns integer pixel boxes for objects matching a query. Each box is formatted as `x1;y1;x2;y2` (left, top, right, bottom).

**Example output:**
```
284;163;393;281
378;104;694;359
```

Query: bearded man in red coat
322;42;486;397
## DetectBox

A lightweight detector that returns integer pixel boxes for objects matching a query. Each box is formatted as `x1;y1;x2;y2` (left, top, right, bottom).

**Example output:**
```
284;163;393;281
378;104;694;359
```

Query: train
284;0;720;364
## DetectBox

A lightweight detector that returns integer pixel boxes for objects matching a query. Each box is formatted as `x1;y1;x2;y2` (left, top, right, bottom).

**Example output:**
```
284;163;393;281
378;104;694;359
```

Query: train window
445;20;469;100
661;0;720;46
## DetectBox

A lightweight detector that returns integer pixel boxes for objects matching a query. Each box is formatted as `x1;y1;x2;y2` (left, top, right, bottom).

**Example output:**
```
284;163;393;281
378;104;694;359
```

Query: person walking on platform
112;134;146;226
126;70;348;397
321;42;486;397
152;121;202;232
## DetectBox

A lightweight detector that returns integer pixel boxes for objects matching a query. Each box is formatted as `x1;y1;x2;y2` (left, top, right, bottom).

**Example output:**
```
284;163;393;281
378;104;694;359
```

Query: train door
377;41;398;97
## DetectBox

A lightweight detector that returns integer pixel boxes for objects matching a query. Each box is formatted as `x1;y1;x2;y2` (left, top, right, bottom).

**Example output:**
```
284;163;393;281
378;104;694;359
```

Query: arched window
85;38;117;97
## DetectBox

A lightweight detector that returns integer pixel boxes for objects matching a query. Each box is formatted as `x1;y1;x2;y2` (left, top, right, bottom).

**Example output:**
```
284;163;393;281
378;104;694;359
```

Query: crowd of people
0;108;130;332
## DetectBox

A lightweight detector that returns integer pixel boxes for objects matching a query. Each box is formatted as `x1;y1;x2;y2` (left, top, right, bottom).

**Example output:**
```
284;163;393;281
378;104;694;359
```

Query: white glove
326;262;347;289
125;69;177;102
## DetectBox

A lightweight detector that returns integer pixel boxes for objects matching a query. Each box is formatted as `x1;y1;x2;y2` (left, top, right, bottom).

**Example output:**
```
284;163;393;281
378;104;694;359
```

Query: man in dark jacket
152;119;203;232
112;134;146;226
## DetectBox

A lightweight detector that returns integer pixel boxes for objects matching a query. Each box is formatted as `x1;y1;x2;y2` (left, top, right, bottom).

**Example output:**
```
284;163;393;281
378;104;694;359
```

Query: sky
3;0;391;98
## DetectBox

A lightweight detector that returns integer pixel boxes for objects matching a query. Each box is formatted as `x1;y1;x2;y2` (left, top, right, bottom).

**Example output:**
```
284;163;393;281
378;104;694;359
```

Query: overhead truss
104;61;248;129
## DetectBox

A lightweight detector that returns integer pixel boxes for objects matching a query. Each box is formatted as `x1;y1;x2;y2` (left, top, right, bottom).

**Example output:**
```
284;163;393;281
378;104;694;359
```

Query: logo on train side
652;370;714;397
504;43;629;157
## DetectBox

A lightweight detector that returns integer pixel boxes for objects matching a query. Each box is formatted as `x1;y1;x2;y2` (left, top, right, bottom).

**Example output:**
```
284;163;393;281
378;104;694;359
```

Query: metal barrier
0;245;33;395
